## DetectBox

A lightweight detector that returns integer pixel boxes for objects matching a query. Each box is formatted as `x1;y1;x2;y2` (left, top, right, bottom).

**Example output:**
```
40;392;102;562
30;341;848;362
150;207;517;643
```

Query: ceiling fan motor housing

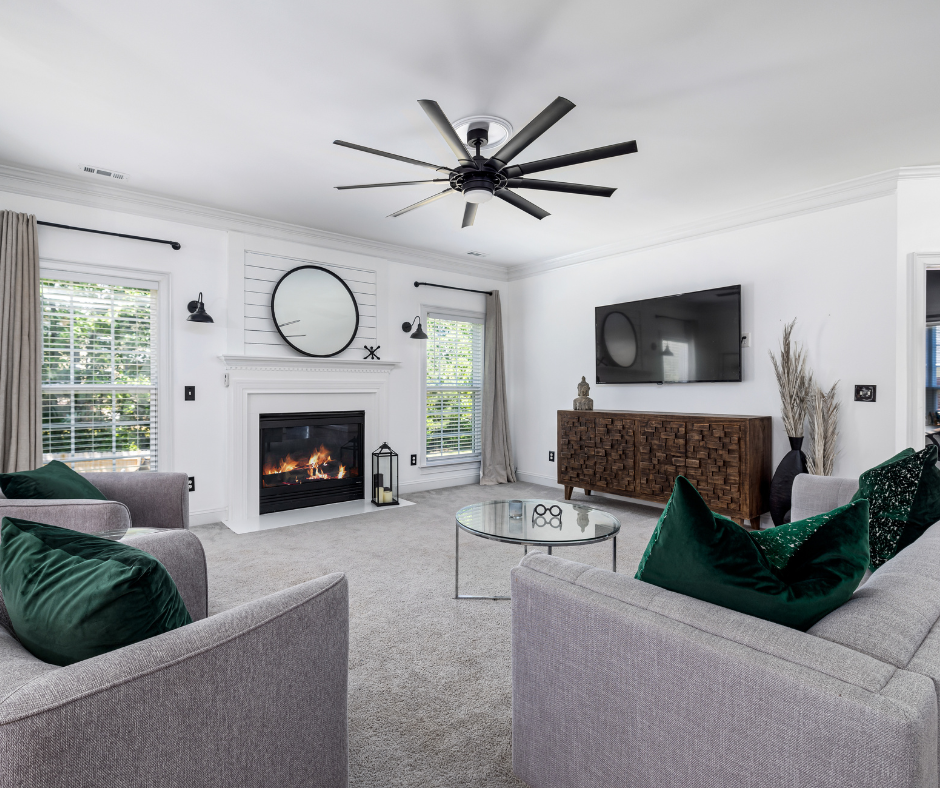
466;121;489;148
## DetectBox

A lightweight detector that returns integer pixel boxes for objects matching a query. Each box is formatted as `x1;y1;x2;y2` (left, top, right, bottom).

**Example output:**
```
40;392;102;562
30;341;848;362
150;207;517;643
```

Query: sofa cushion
853;445;940;569
810;520;940;667
635;476;870;630
0;517;191;666
0;460;106;501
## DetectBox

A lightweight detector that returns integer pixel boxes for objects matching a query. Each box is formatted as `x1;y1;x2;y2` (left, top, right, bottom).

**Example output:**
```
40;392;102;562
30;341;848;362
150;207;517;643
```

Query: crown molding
0;162;510;281
507;167;913;281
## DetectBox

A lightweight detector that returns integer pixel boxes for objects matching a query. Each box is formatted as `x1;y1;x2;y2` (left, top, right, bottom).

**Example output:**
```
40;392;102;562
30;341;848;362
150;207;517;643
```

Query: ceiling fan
333;97;638;228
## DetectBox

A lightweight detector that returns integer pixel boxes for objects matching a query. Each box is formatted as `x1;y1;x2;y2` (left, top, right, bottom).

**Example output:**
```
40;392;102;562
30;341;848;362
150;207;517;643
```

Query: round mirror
271;266;359;357
602;311;637;367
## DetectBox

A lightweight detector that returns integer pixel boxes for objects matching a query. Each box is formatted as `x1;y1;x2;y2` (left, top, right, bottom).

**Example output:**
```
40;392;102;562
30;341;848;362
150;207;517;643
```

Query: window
41;278;158;472
425;313;483;463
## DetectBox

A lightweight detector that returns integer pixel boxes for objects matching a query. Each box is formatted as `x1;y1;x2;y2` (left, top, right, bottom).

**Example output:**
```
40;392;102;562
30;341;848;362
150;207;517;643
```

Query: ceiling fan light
465;187;494;204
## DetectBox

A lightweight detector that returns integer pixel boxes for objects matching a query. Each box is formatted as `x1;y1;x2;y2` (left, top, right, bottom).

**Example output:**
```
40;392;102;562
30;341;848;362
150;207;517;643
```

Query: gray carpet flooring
192;482;661;788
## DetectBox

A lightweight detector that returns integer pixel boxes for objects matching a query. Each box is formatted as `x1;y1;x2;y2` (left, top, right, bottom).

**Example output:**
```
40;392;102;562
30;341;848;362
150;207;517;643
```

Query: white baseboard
189;507;229;526
400;471;481;493
515;470;561;487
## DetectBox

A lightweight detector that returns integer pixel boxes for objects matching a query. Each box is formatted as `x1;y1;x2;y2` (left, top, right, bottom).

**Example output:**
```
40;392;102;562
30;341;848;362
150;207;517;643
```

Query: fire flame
263;445;348;482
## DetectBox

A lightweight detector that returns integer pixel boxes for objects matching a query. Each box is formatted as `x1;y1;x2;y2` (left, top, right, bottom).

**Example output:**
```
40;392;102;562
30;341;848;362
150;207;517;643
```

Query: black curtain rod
414;280;492;296
37;221;181;250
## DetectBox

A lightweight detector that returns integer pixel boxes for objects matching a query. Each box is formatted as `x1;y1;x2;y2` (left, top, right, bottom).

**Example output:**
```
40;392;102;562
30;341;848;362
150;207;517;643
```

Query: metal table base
454;523;617;600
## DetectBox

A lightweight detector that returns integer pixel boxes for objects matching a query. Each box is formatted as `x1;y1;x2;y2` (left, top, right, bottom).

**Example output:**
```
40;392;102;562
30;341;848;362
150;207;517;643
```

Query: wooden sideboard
557;410;772;524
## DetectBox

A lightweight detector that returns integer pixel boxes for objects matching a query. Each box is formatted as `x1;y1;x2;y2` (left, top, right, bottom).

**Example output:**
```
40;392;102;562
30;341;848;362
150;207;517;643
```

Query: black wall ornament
363;345;381;360
270;265;359;357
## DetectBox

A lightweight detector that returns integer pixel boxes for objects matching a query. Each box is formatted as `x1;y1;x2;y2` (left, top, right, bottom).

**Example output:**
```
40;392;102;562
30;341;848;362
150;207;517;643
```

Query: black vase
769;436;808;526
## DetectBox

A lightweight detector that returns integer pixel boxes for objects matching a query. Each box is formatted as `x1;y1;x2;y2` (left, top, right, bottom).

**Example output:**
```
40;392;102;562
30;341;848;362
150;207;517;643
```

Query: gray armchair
0;531;349;788
0;471;190;532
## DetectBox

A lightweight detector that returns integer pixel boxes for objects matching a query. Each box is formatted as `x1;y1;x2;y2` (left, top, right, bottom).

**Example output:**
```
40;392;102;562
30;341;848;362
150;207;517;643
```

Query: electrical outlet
549;451;555;462
184;386;195;401
410;454;417;466
740;333;751;348
188;476;195;492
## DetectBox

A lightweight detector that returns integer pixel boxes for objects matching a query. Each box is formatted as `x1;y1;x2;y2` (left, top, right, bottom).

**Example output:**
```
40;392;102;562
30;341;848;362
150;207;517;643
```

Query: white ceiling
1;1;939;267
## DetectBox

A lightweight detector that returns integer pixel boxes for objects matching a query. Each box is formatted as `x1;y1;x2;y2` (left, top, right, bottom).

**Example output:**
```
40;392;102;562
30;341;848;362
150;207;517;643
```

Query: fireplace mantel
220;354;400;373
221;354;396;533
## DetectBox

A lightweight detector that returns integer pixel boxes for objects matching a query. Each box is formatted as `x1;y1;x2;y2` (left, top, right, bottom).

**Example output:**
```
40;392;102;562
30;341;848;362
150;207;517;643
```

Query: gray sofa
511;474;940;788
0;471;191;532
0;472;350;788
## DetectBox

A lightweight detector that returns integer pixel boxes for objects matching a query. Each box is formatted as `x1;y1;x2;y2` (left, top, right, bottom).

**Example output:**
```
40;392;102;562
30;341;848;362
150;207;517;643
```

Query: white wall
0;188;505;523
507;194;900;486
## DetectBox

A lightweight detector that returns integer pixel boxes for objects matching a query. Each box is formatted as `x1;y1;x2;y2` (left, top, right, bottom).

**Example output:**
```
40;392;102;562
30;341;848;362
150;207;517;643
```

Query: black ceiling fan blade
505;178;616;197
388;188;456;218
333;140;454;174
488;97;576;170
417;100;475;166
500;140;638;178
495;189;550;220
462;202;478;228
336;179;450;190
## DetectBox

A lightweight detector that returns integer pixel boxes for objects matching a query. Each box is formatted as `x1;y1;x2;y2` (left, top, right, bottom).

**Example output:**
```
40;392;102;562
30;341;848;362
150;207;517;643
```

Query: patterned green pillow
852;445;940;569
636;476;869;631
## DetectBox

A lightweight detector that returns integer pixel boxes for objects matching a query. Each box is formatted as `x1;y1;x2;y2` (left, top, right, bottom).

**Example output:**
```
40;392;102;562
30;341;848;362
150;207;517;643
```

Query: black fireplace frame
259;410;365;514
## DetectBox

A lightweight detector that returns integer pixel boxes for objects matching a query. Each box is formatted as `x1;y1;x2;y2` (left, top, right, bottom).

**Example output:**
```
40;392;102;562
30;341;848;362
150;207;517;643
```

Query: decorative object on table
851;445;940;569
371;442;399;506
532;503;563;529
573;503;592;532
333;97;637;229
270;265;359;357
806;380;840;476
454;499;620;599
401;315;428;339
0;210;41;473
854;384;876;402
186;292;214;323
0;517;192;665
572;376;594;410
635;477;870;631
363;345;381;360
768;319;811;525
508;500;524;519
557;410;771;524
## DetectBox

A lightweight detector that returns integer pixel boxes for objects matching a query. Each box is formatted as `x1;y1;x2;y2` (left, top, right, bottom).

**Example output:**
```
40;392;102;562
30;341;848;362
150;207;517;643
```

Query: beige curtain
0;211;42;472
480;290;516;485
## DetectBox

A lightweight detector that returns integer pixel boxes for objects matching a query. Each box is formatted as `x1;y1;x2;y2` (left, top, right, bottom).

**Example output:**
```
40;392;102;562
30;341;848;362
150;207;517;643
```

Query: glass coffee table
454;499;621;600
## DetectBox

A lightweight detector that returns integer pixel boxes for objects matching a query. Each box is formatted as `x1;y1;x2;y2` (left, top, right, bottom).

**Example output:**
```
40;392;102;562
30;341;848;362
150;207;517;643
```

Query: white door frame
904;252;940;449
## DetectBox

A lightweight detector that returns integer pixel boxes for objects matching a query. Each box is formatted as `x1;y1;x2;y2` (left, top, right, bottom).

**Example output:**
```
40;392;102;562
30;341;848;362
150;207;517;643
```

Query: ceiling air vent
79;165;128;182
466;251;488;257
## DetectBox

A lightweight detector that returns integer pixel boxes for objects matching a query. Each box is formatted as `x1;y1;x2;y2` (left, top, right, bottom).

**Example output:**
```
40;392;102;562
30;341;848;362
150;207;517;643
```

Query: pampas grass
769;319;810;438
806;380;840;476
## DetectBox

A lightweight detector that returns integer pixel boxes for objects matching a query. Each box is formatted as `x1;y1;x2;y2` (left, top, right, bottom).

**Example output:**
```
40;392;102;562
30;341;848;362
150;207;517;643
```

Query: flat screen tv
595;284;741;384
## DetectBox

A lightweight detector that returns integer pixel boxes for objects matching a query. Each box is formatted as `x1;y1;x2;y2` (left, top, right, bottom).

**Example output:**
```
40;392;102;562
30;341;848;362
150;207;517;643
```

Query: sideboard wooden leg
564;485;573;500
583;489;591;496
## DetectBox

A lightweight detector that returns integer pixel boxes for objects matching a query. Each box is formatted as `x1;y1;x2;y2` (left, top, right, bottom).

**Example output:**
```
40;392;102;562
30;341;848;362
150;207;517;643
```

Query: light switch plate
184;386;195;401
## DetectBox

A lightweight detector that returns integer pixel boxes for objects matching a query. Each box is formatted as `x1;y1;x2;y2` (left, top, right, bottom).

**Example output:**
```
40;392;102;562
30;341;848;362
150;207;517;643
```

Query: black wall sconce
187;292;214;323
401;315;428;339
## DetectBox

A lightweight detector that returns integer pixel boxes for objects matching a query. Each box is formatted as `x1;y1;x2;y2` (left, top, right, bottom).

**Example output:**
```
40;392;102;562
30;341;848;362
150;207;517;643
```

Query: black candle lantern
372;442;399;506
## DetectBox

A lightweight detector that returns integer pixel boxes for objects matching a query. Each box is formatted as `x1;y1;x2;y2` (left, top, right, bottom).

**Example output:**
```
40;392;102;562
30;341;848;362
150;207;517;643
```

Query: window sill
421;457;481;471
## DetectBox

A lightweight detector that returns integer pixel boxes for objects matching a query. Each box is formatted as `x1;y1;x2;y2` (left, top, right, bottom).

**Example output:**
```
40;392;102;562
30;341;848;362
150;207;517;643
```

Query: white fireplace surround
221;355;400;533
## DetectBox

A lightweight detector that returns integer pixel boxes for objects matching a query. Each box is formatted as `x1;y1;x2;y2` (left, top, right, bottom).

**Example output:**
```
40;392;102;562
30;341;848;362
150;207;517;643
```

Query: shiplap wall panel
244;251;378;357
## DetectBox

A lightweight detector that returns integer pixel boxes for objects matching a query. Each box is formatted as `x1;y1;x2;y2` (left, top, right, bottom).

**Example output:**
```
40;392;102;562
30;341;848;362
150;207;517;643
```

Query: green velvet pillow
0;460;106;500
852;445;940;569
0;517;191;666
635;476;870;631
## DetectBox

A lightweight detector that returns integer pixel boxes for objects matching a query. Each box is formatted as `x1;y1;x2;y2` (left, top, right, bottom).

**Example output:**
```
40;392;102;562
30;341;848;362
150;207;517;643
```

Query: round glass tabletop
455;499;620;546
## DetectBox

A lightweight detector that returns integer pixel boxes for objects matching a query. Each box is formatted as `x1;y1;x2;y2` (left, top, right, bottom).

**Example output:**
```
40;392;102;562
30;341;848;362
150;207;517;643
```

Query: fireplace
259;410;365;514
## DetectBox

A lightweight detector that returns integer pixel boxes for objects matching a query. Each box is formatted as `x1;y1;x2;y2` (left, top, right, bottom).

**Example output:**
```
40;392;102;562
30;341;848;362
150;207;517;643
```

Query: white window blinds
425;313;483;462
41;278;158;472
